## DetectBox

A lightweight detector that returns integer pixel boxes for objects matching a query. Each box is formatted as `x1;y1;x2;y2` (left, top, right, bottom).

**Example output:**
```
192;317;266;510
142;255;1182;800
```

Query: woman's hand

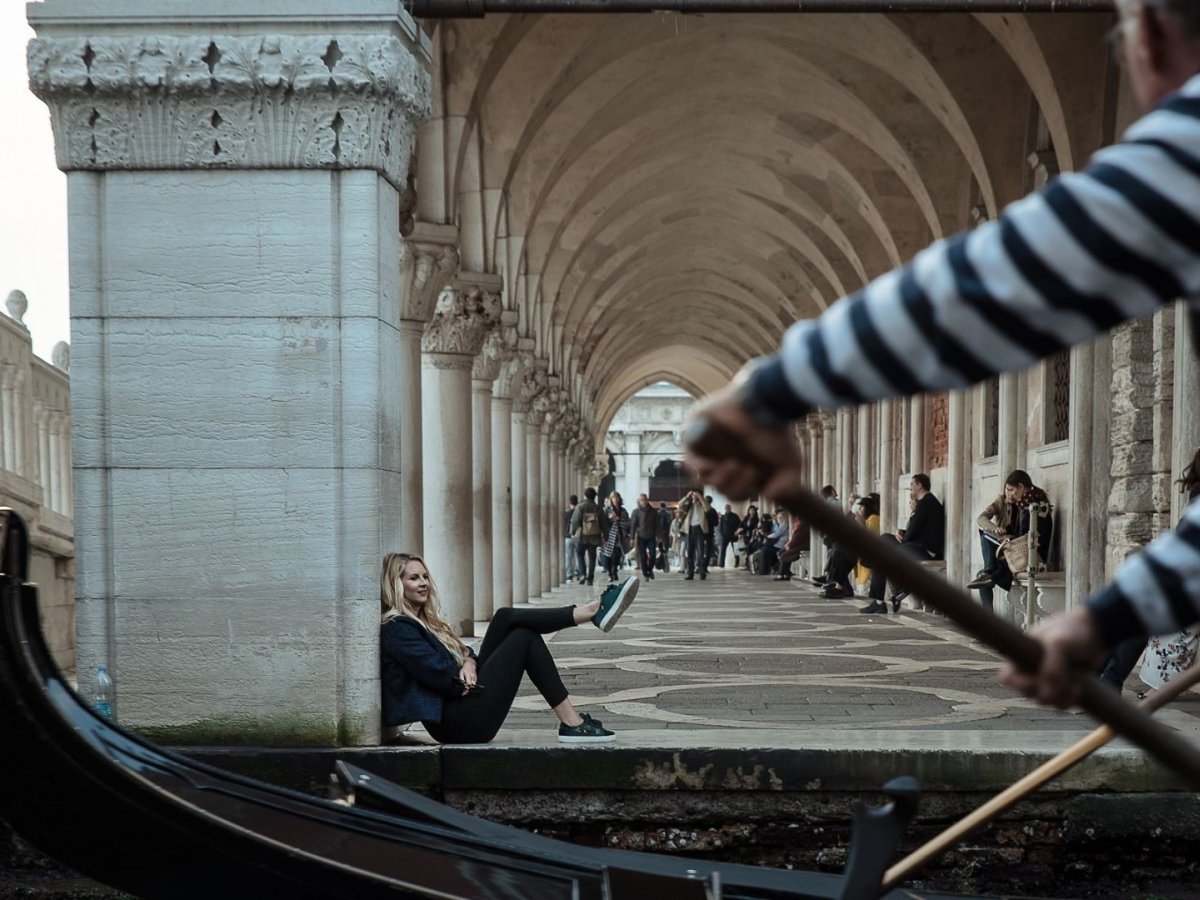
459;659;478;694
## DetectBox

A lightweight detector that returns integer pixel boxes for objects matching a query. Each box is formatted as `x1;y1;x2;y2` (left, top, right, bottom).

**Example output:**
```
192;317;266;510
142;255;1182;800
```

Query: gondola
0;506;988;899
7;485;1200;899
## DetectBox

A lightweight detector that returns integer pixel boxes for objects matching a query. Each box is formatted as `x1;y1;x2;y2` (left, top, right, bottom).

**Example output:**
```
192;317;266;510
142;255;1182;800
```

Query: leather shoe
966;575;994;590
820;585;845;599
858;600;888;615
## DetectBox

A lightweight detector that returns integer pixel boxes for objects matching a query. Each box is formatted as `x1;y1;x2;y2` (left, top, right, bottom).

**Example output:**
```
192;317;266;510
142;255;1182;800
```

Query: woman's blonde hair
379;552;469;665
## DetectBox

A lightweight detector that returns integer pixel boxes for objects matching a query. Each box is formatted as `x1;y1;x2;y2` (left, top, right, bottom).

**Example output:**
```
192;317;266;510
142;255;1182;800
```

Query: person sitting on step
380;552;638;745
967;470;1051;609
860;474;945;615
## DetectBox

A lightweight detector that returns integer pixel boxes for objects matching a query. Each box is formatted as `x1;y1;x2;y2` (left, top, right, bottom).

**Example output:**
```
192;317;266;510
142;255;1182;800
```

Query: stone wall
1105;316;1170;581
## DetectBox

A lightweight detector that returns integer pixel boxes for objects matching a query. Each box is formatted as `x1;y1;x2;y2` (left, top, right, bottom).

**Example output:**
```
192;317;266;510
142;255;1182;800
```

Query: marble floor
415;565;1200;752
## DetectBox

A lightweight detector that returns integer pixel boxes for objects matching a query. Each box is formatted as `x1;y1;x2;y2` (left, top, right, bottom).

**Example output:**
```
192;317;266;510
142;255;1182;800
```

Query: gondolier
688;0;1200;709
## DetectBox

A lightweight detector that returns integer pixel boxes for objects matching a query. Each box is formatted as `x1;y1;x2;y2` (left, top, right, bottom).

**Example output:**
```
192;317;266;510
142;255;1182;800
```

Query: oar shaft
881;661;1200;891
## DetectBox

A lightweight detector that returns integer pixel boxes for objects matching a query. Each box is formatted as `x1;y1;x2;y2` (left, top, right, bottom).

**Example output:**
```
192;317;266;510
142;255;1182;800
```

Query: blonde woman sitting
380;552;638;744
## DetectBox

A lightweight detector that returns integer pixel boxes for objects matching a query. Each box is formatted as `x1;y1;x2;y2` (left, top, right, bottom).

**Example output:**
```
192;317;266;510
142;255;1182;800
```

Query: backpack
581;508;601;538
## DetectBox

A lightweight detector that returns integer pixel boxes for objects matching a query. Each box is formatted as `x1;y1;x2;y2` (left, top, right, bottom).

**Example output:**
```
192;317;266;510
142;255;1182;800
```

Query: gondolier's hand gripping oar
684;415;1200;790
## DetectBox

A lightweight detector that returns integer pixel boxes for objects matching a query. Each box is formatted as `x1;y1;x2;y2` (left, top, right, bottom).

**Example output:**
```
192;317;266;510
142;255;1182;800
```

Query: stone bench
1005;570;1066;628
905;559;946;611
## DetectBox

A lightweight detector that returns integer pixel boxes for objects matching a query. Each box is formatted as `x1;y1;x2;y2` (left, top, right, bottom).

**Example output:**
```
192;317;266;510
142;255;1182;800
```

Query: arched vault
419;11;1115;429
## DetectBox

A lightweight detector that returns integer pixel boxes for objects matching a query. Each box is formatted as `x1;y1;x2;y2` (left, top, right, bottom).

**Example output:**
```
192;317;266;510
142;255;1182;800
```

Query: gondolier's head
1112;0;1200;109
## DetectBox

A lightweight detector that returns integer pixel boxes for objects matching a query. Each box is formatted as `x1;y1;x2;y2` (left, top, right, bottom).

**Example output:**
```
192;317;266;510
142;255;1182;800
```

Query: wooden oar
685;419;1200;789
880;659;1200;892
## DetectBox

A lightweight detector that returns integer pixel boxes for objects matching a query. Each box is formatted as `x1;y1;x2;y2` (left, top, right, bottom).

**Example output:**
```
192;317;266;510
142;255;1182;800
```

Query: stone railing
0;290;75;677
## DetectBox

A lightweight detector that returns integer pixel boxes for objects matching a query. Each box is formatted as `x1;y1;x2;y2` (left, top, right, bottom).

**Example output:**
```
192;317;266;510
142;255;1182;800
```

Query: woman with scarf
601;491;631;584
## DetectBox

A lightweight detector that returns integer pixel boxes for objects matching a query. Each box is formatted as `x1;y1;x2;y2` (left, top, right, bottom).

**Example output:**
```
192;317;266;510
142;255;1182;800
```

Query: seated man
968;474;1052;599
861;474;944;615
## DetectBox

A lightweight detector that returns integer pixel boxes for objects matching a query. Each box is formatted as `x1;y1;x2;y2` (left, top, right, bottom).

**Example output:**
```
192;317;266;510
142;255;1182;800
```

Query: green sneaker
592;576;639;633
558;712;616;744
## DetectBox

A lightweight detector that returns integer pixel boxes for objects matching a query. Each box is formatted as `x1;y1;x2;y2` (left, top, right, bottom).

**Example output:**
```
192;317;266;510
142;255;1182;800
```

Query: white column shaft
526;425;543;600
422;357;475;636
399;321;425;555
492;398;514;610
511;415;528;606
471;380;494;622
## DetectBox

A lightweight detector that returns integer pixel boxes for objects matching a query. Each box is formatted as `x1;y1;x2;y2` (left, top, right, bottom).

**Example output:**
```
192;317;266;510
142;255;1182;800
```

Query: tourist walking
670;507;686;571
569;487;604;586
564;494;579;584
655;502;673;572
629;493;658;581
679;490;711;581
601;491;631;584
716;503;739;568
380;552;638;744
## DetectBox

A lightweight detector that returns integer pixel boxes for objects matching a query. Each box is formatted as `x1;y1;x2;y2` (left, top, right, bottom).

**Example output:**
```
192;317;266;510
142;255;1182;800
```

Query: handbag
999;538;1041;576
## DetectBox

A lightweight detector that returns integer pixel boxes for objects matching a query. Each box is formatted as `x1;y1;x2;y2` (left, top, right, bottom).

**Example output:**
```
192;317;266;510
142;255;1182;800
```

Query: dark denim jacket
380;617;474;727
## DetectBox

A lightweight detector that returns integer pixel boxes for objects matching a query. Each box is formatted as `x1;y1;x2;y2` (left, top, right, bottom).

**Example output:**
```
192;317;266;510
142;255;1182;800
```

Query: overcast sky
1;1;70;362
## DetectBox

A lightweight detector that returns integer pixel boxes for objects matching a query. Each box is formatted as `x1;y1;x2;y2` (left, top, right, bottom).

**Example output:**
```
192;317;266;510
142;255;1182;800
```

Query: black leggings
423;606;576;744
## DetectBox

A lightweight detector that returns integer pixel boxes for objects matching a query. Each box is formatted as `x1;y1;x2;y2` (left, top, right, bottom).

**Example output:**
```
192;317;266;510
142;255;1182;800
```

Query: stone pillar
421;287;501;636
540;424;554;595
491;394;515;609
397;224;458;554
839;409;855;503
908;397;926;475
856;405;873;497
622;431;642;503
526;420;543;600
510;412;528;606
1067;344;1098;606
998;374;1021;478
879;400;898;532
1172;303;1200;524
28;2;431;745
945;390;972;588
470;308;516;622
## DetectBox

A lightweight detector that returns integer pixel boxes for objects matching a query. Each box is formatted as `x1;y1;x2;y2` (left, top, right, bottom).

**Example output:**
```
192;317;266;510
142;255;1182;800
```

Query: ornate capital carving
421;285;501;357
472;308;518;382
514;361;550;419
398;223;460;322
27;33;430;188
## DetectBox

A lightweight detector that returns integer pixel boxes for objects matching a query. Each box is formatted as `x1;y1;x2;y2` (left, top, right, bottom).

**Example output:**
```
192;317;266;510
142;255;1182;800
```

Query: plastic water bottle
93;664;113;719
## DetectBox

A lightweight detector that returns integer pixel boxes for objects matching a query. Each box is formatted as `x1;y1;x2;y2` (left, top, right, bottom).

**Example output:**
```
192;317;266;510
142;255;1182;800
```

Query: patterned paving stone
445;567;1200;748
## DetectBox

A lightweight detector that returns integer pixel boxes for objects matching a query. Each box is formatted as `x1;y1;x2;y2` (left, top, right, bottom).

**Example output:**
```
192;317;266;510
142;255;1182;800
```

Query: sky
1;1;70;362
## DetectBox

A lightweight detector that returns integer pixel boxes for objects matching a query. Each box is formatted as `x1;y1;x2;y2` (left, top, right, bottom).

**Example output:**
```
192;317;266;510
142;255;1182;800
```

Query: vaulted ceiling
415;11;1117;442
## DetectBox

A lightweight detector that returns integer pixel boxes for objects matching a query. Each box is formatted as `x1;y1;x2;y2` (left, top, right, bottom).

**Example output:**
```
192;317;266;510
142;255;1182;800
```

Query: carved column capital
421;285;501;359
514;358;550;419
400;223;460;323
472;307;517;382
27;31;430;189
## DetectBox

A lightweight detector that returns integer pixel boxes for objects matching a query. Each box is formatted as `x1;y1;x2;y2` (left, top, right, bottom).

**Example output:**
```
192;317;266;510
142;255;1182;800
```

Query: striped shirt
748;73;1200;648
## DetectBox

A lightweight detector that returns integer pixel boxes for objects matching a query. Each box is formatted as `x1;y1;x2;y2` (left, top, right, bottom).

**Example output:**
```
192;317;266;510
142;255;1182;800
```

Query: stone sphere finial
52;341;70;372
5;290;28;325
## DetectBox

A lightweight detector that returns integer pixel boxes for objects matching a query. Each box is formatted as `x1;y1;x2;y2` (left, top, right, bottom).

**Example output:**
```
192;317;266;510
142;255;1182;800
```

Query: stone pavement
443;565;1200;750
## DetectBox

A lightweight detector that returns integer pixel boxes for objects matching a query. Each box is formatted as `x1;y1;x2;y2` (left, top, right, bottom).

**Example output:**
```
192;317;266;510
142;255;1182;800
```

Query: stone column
540;422;554;595
28;2;431;746
421;287;500;636
946;390;972;588
908;397;926;476
1172;303;1200;524
469;308;516;622
879;400;898;532
998;374;1021;478
839;409;855;502
856;405;873;497
622;431;642;503
398;225;459;554
510;411;528;606
526;419;544;600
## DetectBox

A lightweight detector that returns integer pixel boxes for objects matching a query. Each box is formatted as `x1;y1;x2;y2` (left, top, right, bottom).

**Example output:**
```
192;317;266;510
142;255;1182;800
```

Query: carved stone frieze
27;33;430;188
421;286;500;358
514;360;549;416
472;309;518;382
